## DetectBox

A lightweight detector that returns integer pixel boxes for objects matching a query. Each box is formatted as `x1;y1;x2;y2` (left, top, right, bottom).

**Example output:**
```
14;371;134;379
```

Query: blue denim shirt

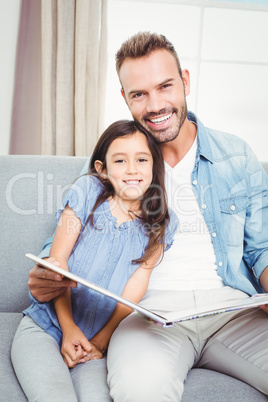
25;175;178;344
37;112;268;296
187;112;268;295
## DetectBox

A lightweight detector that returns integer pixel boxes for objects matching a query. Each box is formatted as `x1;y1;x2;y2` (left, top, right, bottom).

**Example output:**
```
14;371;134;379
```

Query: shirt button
212;232;217;238
230;204;236;211
202;204;207;209
218;261;223;267
192;180;197;185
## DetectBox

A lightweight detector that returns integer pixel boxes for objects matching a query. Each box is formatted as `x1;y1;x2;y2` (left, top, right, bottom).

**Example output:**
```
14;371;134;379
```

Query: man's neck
161;118;197;168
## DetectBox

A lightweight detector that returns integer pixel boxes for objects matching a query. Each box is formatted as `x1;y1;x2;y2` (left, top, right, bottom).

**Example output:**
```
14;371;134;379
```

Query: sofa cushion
0;155;88;312
181;368;268;401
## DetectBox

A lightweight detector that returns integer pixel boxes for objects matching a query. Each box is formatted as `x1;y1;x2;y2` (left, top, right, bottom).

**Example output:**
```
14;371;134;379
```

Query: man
26;33;268;400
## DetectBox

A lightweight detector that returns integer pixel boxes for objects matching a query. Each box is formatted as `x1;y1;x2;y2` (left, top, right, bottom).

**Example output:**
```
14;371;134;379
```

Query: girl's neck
108;196;140;227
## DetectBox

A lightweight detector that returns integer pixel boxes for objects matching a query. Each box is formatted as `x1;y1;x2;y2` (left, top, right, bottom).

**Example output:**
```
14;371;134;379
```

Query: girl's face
97;131;153;205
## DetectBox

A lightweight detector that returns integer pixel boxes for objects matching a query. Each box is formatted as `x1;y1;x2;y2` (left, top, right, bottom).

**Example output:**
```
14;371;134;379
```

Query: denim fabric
25;175;178;344
187;112;268;295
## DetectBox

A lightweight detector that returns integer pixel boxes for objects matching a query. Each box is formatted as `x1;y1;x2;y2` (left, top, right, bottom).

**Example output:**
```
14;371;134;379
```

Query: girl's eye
138;158;147;163
115;159;125;163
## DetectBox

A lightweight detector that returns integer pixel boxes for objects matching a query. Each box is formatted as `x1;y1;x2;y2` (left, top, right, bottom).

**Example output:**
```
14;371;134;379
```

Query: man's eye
162;83;171;89
132;92;143;99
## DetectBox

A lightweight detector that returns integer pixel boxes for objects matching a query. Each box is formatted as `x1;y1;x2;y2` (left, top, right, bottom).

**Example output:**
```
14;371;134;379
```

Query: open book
26;253;268;328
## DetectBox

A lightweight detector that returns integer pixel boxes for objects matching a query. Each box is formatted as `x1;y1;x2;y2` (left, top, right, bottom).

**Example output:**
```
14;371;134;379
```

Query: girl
12;120;177;399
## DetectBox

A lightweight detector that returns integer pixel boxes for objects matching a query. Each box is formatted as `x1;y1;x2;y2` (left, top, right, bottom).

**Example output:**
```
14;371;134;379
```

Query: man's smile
148;112;173;125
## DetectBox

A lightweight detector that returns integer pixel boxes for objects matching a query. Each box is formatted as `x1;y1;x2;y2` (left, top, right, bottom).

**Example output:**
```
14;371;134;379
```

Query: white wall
0;1;21;155
105;0;268;161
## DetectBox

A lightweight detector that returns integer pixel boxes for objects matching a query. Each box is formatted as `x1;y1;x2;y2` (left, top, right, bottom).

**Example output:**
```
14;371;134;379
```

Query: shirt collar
187;111;214;164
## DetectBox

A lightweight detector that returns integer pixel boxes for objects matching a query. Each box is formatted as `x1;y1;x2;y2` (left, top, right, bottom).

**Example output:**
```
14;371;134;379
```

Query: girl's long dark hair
87;120;169;265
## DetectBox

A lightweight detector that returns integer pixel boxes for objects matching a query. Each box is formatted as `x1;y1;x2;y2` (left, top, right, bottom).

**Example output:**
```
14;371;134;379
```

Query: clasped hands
61;324;103;368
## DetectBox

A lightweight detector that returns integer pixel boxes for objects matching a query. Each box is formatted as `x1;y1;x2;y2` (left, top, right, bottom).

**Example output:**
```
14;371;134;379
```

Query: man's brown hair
116;32;182;78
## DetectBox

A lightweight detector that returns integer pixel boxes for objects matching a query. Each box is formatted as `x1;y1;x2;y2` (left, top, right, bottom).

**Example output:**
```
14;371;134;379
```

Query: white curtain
41;0;107;156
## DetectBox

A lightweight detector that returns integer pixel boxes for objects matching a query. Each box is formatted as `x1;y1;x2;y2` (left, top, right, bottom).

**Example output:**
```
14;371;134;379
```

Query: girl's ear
94;160;106;176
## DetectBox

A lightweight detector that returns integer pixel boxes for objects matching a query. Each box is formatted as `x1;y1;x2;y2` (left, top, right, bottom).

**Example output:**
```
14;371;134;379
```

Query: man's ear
94;160;105;175
121;88;128;104
181;69;190;96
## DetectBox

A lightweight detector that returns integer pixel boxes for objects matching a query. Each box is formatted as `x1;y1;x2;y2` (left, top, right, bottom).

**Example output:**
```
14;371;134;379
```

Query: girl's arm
89;246;164;357
50;206;93;366
51;205;81;325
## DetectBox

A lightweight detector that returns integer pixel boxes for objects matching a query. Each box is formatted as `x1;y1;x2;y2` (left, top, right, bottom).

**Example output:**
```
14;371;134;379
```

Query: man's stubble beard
141;102;188;144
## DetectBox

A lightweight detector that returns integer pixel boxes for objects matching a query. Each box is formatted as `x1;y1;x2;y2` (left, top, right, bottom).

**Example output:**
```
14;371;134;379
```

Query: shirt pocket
219;196;248;246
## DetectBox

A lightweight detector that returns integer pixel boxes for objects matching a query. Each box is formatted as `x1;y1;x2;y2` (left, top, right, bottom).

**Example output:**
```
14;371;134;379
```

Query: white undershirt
148;137;225;291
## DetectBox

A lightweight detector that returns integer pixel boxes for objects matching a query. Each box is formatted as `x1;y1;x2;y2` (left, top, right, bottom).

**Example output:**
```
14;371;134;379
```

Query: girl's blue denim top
24;175;178;344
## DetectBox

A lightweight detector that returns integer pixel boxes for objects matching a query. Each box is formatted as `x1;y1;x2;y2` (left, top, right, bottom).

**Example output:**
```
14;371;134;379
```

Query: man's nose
146;93;164;113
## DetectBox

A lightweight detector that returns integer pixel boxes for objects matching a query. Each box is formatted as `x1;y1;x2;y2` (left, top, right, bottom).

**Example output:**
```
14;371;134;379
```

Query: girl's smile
98;130;153;209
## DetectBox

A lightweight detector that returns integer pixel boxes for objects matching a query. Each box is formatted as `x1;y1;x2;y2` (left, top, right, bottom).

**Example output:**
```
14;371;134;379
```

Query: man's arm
259;266;268;313
242;144;268;294
260;266;268;291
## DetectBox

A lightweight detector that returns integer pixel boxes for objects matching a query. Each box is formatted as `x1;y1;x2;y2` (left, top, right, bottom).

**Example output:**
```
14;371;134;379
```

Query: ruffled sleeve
164;208;178;251
55;175;102;226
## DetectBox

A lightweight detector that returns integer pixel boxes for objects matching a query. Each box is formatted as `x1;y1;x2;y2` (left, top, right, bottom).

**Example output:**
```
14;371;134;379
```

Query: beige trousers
107;287;268;402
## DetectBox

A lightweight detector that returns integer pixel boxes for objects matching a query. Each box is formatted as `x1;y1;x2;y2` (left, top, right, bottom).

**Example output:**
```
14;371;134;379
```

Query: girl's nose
126;161;137;174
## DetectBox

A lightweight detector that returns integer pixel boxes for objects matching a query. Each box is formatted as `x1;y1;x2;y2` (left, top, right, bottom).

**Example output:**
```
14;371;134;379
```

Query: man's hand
260;267;268;314
259;304;268;314
28;257;77;302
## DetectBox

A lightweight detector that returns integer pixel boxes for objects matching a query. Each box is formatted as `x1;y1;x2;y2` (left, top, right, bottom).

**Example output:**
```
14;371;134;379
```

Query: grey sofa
1;155;268;401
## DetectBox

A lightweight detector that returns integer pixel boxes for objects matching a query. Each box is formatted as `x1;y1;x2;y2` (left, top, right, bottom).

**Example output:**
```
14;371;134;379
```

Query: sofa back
1;155;267;313
0;155;88;313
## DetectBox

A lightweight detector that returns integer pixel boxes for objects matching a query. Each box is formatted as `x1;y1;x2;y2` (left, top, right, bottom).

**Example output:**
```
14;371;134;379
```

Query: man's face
119;49;190;143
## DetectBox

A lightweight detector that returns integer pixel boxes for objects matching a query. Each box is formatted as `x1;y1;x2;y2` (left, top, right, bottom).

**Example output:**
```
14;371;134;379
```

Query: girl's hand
61;325;93;368
88;339;104;360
